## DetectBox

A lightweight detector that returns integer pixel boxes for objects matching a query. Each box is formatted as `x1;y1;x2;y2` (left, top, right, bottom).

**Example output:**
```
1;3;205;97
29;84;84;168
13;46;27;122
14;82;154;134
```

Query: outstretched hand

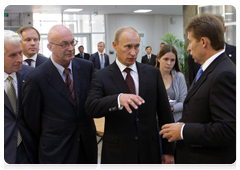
119;94;145;113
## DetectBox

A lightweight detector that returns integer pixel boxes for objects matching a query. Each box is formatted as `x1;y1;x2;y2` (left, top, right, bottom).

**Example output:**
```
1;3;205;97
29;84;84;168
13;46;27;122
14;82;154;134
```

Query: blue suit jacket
23;58;97;163
90;52;110;71
4;65;35;164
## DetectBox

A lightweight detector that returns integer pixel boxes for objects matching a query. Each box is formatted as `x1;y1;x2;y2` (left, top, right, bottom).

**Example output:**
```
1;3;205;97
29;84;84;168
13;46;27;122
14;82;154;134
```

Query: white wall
105;14;183;64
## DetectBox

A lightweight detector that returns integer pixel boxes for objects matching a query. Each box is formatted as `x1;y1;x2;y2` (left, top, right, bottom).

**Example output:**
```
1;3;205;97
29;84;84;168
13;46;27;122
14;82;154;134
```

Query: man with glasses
23;25;97;164
17;26;48;67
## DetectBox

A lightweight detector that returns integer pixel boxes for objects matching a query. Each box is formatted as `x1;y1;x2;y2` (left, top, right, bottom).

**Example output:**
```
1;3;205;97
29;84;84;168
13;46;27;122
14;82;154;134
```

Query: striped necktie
64;69;76;105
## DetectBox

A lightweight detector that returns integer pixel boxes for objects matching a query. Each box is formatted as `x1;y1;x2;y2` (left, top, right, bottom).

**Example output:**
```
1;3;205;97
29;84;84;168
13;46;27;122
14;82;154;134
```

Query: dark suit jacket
36;54;48;67
89;52;110;71
75;53;90;60
22;58;97;163
141;54;157;67
187;43;236;87
176;53;236;164
85;61;175;164
4;65;35;164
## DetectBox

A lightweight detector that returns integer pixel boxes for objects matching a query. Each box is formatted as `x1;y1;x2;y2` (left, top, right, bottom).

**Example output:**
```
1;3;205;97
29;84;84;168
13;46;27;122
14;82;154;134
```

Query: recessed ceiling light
134;9;152;13
64;9;83;12
225;13;234;15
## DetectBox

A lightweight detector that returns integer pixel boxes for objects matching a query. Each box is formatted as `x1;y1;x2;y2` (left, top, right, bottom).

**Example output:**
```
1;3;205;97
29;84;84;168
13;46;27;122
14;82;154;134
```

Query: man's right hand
119;94;145;114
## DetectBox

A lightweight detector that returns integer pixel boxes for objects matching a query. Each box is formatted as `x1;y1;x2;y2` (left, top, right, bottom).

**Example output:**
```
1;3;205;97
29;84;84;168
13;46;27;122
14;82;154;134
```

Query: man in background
75;45;90;60
85;26;175;164
4;30;35;164
187;14;236;87
141;46;157;66
17;26;48;67
160;13;236;164
90;41;110;71
23;25;97;164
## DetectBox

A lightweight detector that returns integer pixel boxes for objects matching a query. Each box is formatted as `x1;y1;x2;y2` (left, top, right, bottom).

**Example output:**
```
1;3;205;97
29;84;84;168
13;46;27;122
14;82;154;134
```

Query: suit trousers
16;142;31;164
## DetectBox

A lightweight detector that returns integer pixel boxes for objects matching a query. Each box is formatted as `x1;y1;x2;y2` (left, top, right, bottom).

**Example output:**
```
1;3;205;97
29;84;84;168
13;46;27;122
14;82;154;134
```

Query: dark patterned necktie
64;69;76;105
25;59;33;66
124;68;136;94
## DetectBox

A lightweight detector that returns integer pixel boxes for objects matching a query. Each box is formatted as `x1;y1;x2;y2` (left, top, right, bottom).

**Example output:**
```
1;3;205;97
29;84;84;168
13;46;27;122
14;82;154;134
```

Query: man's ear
47;43;52;52
201;37;209;48
112;41;117;51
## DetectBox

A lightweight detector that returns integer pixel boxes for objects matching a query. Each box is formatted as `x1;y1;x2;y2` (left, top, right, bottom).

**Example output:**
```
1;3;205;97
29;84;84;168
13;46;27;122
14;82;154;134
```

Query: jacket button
135;136;138;140
78;138;80;141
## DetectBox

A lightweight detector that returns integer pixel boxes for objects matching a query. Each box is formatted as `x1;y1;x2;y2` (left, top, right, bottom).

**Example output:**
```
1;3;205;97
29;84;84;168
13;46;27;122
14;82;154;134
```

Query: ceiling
4;5;183;15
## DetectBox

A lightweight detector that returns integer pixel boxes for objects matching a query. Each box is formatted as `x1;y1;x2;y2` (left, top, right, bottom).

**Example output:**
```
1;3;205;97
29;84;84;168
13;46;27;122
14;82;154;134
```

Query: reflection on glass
226;25;236;46
225;5;236;23
63;14;91;33
91;15;105;32
199;5;223;14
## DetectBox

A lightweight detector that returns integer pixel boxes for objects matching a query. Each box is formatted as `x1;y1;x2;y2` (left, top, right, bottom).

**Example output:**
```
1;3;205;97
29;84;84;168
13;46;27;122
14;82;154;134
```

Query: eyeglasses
50;40;78;49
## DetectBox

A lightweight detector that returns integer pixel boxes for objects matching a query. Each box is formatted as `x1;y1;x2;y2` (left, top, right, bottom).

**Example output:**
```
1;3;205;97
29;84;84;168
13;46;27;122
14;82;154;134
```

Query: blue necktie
100;54;104;69
195;67;203;82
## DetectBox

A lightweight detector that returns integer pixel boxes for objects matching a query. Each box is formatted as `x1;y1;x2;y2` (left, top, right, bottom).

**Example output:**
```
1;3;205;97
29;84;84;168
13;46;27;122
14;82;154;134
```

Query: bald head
48;25;73;43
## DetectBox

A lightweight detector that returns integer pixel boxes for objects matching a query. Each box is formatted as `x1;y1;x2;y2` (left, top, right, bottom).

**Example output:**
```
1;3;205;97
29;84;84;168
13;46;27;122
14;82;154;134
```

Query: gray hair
4;30;22;53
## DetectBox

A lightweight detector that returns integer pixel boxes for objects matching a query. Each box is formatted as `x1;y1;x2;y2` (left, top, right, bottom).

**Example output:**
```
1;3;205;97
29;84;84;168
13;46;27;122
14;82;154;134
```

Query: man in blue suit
90;41;110;71
4;30;35;164
17;26;48;67
23;25;97;164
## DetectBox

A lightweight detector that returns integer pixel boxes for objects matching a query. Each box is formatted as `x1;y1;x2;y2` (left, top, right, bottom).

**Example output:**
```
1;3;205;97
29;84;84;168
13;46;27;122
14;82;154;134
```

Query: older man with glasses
22;25;97;164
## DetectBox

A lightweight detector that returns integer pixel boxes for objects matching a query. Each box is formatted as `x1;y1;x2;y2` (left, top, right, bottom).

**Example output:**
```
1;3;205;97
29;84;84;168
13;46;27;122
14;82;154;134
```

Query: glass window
199;5;223;14
91;15;105;32
4;13;22;26
225;5;236;23
63;14;91;33
91;34;105;53
225;25;236;46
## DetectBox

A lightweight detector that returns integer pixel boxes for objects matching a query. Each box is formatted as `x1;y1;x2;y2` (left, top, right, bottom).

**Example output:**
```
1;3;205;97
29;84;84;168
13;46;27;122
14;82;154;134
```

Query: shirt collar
23;53;38;61
116;58;137;73
4;71;17;83
50;55;72;76
98;51;104;56
202;49;225;71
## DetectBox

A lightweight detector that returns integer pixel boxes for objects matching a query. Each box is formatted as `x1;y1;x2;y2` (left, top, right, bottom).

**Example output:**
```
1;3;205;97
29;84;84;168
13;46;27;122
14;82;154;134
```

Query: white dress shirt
4;72;18;98
22;53;38;67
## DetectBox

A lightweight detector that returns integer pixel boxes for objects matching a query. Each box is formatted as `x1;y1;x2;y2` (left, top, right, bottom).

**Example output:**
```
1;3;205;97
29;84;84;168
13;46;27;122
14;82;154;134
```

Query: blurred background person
90;41;109;71
4;30;35;164
156;44;187;122
17;26;48;67
75;45;90;60
141;46;157;67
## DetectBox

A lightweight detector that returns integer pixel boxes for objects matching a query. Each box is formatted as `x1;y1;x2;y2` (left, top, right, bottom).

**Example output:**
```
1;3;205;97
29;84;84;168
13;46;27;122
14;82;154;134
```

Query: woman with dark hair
156;44;187;122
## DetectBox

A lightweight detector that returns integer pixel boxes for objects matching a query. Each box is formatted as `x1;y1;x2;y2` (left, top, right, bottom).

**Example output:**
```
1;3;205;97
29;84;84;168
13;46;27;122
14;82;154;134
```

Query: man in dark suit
187;14;236;87
160;13;236;164
85;26;175;164
90;42;110;71
17;26;48;67
75;45;90;60
22;25;97;163
4;30;35;164
141;46;157;67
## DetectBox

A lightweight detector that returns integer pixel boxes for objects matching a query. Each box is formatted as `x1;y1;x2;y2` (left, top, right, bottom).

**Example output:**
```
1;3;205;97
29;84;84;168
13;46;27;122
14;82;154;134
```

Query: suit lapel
185;53;227;103
46;59;76;107
72;58;82;109
136;62;147;99
109;61;130;93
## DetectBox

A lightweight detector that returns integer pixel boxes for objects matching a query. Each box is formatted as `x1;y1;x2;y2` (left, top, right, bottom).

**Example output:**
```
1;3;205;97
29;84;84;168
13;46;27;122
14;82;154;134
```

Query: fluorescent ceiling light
64;9;83;12
134;9;152;13
225;13;234;15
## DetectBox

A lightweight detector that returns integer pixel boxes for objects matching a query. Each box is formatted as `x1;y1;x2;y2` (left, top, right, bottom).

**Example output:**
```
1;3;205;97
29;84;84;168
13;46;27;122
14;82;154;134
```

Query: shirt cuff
180;123;185;140
117;93;123;110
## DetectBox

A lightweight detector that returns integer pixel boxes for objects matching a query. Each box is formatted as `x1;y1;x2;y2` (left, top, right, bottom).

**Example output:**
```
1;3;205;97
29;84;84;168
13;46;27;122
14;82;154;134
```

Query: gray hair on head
4;30;22;45
4;30;22;53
